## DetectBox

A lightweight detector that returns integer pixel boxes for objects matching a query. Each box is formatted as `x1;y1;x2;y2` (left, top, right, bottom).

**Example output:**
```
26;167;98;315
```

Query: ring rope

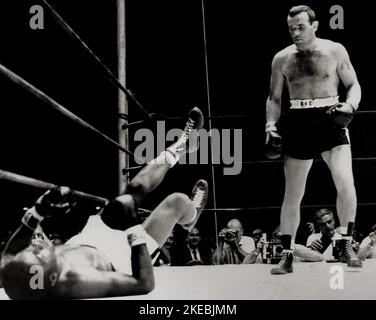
138;202;376;215
0;63;142;163
3;169;375;218
120;109;376;129
0;169;109;205
42;0;152;120
122;157;376;173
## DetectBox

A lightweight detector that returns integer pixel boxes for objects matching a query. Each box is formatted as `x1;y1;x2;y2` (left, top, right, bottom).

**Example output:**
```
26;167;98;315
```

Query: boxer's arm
335;43;361;110
1;207;41;264
266;53;285;123
2;187;73;264
54;245;154;298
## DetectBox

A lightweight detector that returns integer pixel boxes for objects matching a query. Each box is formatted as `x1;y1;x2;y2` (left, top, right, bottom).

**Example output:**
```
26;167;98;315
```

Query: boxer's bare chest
283;49;337;83
57;245;114;271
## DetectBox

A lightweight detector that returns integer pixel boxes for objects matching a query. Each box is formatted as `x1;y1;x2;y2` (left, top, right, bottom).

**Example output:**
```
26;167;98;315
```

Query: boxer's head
287;5;318;49
1;240;59;299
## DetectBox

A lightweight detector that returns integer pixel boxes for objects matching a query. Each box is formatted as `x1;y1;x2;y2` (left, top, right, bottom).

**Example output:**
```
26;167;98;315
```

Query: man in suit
172;227;212;266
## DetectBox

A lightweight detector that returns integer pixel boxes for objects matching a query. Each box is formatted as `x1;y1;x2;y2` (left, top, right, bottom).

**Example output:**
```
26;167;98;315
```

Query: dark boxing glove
327;103;355;128
34;186;76;218
22;186;75;230
265;121;283;160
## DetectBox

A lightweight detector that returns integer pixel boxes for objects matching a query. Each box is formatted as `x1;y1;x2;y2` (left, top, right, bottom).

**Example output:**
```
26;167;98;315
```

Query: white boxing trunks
66;215;159;275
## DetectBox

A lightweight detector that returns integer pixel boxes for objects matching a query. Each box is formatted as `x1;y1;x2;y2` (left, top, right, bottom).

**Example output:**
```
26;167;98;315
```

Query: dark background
0;0;375;245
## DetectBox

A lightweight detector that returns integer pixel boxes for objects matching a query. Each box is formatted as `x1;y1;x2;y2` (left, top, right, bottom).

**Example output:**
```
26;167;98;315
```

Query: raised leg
142;193;196;246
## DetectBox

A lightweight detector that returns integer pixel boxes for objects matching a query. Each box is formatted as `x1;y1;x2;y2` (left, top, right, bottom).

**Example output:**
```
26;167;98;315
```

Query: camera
267;240;284;264
259;233;284;264
332;239;343;260
224;229;237;240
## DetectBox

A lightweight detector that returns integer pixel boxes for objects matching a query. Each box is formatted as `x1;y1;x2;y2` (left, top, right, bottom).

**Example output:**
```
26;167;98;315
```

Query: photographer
357;225;376;260
242;229;264;264
306;209;342;261
212;219;255;265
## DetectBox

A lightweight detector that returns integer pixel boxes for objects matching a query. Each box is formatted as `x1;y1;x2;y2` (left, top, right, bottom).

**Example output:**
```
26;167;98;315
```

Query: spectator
212;219;255;265
172;227;212;266
242;229;264;264
154;231;175;266
306;209;341;261
357;224;376;260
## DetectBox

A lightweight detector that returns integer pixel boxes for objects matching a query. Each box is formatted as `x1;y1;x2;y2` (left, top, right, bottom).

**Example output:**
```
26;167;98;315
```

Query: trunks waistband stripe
290;96;339;109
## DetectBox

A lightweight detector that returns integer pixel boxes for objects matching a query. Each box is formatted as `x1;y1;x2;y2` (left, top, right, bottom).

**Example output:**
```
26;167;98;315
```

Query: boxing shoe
167;107;204;158
270;250;294;275
337;239;362;268
183;179;209;230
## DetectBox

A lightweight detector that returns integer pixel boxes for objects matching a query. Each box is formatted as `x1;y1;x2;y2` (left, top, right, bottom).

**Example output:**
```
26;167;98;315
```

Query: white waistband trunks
290;96;339;109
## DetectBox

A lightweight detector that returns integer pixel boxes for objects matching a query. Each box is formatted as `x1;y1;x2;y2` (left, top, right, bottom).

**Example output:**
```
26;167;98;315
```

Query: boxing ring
1;260;376;300
1;1;376;301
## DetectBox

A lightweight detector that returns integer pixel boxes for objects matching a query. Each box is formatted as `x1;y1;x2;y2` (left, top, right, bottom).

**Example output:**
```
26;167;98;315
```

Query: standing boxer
265;5;362;274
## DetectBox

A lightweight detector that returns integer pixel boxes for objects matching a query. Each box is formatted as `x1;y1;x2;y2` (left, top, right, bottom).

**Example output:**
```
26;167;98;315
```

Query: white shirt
188;245;201;261
239;236;255;254
306;231;342;260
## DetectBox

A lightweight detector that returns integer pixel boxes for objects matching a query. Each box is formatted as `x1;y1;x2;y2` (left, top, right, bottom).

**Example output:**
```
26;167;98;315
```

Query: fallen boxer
0;107;209;299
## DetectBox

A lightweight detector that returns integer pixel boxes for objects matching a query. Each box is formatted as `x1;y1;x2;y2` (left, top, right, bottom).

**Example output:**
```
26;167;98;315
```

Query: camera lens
275;246;283;254
225;231;235;240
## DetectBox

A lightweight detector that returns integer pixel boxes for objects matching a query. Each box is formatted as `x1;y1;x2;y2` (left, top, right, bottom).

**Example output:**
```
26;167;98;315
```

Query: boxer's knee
164;193;191;217
282;191;305;207
114;194;137;211
101;195;137;230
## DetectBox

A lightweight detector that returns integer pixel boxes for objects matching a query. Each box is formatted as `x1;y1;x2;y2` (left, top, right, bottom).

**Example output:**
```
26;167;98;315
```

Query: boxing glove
34;186;76;218
265;121;283;159
22;186;75;230
327;103;355;128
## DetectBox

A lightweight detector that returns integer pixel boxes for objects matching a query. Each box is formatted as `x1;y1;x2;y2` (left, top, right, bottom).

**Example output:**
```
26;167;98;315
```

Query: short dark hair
288;5;316;24
1;258;56;299
314;208;333;223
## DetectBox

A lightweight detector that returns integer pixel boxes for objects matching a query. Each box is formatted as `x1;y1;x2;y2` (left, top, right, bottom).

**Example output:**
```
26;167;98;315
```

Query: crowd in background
1;209;376;266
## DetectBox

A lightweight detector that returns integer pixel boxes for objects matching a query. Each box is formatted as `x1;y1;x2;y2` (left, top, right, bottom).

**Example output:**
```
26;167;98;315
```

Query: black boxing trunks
284;96;350;160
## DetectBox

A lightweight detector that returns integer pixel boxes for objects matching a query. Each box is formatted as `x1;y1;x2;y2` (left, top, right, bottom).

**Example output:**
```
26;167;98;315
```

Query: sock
339;226;348;235
165;149;180;167
339;222;355;238
280;235;293;251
